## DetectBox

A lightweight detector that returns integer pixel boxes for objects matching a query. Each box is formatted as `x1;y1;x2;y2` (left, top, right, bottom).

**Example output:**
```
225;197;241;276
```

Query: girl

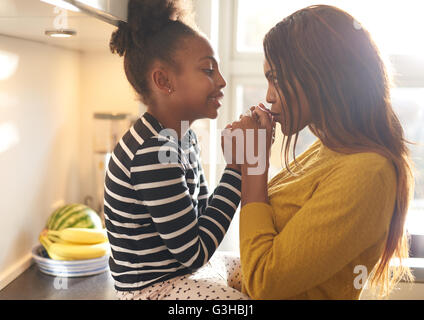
105;0;248;300
231;5;415;299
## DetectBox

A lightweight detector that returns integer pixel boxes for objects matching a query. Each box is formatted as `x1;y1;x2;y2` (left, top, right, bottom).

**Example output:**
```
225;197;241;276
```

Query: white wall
78;50;141;213
0;35;80;289
0;35;141;290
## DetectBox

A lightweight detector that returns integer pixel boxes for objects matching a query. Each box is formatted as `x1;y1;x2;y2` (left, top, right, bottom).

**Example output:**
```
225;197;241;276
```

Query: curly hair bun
110;0;194;56
110;21;131;56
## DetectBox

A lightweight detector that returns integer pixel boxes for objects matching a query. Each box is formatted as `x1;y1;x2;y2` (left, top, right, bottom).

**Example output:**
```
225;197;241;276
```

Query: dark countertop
1;259;423;300
0;263;117;300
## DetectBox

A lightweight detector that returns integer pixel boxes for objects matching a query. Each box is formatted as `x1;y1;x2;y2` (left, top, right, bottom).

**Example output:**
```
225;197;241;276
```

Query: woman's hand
221;104;274;207
230;104;275;175
251;103;276;162
221;123;242;172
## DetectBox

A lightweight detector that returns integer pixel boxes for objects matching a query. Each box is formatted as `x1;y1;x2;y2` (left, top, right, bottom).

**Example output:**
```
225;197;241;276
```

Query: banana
39;234;71;260
39;231;110;260
46;234;69;245
46;228;108;245
49;241;109;260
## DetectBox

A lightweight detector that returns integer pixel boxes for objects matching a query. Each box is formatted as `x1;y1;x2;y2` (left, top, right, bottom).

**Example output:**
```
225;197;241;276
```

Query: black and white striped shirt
104;112;241;291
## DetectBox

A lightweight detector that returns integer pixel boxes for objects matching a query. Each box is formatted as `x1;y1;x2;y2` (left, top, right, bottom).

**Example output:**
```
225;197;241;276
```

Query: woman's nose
266;87;276;104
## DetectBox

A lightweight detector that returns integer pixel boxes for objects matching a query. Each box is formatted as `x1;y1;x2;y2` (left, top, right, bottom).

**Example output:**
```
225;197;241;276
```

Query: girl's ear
151;67;173;94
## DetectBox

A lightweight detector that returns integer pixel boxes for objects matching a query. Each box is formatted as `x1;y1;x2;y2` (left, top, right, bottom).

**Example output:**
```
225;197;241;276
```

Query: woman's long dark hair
264;5;415;298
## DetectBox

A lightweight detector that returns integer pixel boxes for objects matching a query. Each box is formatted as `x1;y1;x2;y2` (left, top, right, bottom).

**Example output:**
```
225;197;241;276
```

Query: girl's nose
217;70;226;89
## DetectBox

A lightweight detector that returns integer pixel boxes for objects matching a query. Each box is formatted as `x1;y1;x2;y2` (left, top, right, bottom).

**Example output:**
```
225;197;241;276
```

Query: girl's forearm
226;163;241;173
241;167;269;207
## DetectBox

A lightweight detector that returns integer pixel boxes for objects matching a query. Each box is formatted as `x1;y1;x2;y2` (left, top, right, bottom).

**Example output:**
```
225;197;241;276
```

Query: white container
31;245;109;277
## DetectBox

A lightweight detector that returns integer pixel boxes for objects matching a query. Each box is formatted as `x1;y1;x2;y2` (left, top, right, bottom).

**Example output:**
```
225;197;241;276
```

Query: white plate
31;245;109;277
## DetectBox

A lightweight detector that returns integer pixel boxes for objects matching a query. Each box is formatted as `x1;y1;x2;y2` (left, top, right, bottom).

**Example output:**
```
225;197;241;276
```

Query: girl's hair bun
110;21;132;56
110;0;198;106
110;0;194;55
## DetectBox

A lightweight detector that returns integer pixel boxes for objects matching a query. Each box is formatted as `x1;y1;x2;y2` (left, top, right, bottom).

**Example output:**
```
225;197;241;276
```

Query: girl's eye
203;69;214;76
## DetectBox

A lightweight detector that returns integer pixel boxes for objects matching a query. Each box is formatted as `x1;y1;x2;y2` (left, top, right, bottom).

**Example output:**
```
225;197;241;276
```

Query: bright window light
406;206;424;235
236;0;424;56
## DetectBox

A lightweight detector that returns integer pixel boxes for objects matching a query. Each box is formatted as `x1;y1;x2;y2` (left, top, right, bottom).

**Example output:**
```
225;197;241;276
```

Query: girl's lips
210;98;222;108
209;92;224;107
210;92;224;100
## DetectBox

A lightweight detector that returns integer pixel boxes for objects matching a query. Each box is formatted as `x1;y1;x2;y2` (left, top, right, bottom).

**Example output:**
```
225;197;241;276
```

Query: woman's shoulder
340;150;394;169
318;141;395;174
330;150;397;187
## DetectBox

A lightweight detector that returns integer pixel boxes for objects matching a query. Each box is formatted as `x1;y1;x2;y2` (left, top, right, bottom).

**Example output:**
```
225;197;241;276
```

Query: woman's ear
151;67;174;95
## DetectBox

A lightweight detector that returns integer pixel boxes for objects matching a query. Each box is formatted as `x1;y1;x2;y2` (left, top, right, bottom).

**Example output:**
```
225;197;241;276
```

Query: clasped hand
221;103;276;175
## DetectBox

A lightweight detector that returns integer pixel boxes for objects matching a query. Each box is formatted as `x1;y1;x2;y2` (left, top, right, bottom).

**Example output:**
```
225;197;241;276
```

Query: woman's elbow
243;267;281;300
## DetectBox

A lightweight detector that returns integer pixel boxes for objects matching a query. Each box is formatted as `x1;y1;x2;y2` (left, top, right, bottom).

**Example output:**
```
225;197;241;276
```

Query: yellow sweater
240;139;397;300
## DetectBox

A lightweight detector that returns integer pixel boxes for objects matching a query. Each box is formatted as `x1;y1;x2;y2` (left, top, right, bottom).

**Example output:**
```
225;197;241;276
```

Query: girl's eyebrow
199;56;219;64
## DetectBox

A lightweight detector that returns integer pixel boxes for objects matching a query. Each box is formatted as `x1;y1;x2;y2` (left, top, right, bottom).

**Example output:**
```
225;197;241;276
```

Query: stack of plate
31;245;109;277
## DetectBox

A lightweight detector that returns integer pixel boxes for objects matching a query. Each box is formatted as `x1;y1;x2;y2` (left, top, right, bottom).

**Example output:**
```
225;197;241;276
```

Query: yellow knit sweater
239;139;397;300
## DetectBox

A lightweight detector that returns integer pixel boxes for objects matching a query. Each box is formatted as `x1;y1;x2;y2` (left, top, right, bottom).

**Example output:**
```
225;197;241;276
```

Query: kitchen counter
1;259;423;300
0;263;117;300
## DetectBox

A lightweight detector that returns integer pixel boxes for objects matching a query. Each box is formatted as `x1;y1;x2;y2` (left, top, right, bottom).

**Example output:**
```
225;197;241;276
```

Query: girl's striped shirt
104;112;241;291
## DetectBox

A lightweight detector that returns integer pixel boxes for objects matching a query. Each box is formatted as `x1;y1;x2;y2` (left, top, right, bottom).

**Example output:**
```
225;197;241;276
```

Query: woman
230;5;415;299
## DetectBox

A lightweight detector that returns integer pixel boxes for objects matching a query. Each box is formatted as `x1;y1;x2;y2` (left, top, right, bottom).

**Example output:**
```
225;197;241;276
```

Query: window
392;88;424;236
235;0;424;56
217;0;424;252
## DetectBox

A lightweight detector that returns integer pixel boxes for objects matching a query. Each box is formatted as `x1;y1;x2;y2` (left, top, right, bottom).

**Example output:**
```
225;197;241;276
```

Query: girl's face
264;59;311;135
172;36;226;121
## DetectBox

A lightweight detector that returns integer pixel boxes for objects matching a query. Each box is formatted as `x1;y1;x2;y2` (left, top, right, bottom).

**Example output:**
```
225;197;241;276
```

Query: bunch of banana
39;228;110;261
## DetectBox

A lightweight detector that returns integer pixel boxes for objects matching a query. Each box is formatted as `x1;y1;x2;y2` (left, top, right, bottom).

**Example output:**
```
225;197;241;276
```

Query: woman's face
264;59;312;135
